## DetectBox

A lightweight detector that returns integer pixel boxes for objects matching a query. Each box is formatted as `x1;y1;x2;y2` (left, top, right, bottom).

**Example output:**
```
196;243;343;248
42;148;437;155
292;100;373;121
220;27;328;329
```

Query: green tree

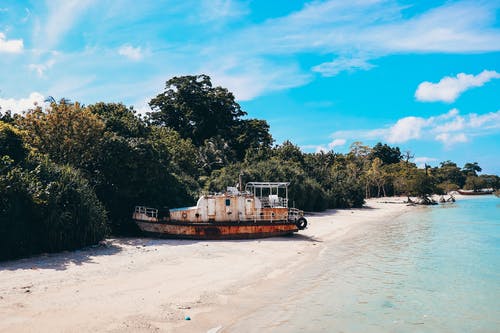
367;157;387;197
303;151;337;186
0;109;15;123
370;142;401;165
327;156;365;208
1;126;107;260
18;100;105;173
464;175;487;191
435;160;466;188
346;142;371;197
149;126;200;182
33;158;108;253
198;136;234;174
149;75;274;167
94;134;192;234
383;161;410;196
87;102;149;138
274;141;305;166
149;75;245;146
478;174;499;189
233;119;273;160
406;169;436;198
463;162;482;176
0;121;28;163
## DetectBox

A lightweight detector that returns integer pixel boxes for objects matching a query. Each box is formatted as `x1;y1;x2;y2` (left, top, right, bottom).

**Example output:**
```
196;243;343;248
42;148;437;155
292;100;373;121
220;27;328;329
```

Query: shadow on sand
0;241;123;272
0;233;320;272
114;232;322;247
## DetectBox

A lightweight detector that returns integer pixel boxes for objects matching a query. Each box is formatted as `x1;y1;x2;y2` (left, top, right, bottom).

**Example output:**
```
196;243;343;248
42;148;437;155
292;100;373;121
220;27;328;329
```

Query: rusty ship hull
135;220;299;240
133;182;307;240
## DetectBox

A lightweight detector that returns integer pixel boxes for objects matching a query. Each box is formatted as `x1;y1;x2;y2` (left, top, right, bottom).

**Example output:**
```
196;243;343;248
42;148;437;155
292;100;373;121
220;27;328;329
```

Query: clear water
229;197;500;332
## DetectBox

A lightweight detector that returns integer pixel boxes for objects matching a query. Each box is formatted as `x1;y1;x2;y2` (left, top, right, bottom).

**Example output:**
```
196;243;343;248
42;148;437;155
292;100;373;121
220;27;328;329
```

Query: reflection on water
228;197;500;333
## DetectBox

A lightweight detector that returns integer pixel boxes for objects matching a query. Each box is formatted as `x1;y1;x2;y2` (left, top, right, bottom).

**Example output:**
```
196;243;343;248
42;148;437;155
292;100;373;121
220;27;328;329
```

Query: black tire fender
296;217;307;230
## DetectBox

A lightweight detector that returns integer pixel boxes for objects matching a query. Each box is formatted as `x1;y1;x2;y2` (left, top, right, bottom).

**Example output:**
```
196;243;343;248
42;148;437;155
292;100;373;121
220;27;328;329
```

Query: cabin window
225;199;231;206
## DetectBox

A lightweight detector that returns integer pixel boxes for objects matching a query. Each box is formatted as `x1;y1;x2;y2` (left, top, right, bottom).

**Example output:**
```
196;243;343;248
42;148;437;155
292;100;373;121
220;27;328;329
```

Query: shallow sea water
227;197;500;332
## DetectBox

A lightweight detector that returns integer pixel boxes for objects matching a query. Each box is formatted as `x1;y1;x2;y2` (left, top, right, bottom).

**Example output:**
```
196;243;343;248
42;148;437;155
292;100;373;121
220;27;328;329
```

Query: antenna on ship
239;171;243;193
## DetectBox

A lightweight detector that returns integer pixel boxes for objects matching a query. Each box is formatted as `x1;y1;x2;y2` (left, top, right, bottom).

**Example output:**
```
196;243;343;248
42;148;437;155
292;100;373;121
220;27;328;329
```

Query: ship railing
134;206;158;218
239;211;289;223
260;197;270;207
258;197;288;208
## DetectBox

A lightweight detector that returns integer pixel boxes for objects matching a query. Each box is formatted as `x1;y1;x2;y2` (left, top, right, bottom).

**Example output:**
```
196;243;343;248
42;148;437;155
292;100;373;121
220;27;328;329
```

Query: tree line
1;74;498;260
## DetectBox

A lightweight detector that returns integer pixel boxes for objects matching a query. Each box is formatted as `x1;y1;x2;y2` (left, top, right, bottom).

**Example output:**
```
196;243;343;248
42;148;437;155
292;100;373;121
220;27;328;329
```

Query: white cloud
414;156;438;168
133;98;153;115
313;138;348;153
0;92;45;114
433;115;465;132
329;138;346;148
328;109;500;148
21;8;31;23
386;117;428;143
436;108;459;120
415;70;500;103
227;1;500;63
28;59;56;77
312;57;375;77
118;45;143;61
180;0;500;95
435;133;468;147
3;0;500;109
469;111;500;129
302;138;349;153
204;57;311;101
0;32;23;53
41;0;96;50
198;0;249;22
313;146;327;153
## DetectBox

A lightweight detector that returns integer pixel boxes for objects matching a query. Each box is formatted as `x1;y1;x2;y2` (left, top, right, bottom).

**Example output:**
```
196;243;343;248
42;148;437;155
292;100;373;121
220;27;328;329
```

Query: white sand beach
0;198;418;333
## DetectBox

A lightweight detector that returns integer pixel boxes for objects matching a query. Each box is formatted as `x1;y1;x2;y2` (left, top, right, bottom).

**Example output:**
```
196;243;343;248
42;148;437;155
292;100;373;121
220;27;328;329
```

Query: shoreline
175;197;420;332
0;197;452;332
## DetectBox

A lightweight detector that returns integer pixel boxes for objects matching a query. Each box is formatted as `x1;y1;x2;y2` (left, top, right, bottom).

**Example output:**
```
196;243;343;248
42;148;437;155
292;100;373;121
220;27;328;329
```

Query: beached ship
133;182;308;239
457;189;494;195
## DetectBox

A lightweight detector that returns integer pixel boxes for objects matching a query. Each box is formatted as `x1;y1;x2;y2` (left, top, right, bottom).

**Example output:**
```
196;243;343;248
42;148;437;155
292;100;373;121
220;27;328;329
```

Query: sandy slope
0;198;415;333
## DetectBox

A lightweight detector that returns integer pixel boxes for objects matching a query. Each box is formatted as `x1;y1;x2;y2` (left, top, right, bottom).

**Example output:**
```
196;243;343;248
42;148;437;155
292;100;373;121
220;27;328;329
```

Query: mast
238;171;243;193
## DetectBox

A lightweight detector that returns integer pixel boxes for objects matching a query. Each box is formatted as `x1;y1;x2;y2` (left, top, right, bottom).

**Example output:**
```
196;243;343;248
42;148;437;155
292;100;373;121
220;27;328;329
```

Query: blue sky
1;0;499;173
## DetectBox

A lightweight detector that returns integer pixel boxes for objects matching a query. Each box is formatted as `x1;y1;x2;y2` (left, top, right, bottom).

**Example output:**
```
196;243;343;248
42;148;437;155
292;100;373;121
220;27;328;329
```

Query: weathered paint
133;185;306;239
165;194;289;223
136;220;298;240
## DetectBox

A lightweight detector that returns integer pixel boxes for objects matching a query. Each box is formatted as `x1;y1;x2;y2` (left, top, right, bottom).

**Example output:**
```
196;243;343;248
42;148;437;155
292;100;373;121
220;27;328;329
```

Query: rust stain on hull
133;182;307;239
136;221;298;240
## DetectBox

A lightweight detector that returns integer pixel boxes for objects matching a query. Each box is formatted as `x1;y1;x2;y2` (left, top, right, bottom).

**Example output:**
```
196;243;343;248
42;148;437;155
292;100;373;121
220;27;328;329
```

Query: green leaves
148;75;272;164
18;102;105;172
149;75;244;145
0;149;107;260
0;122;28;163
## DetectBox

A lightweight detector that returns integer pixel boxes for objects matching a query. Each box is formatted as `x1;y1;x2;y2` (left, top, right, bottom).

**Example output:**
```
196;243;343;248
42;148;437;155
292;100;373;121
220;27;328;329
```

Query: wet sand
0;198;416;332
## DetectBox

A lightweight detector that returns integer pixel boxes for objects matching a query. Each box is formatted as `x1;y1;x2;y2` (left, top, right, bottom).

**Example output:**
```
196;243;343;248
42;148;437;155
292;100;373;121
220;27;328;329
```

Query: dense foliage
0;122;107;260
1;74;499;260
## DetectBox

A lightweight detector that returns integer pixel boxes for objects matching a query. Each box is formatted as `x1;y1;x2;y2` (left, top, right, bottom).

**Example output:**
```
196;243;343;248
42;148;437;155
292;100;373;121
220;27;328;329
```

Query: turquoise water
229;197;500;332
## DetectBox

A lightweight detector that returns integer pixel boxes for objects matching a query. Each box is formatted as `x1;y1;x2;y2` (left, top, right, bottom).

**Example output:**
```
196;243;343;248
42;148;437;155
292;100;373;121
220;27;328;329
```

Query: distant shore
0;196;470;332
